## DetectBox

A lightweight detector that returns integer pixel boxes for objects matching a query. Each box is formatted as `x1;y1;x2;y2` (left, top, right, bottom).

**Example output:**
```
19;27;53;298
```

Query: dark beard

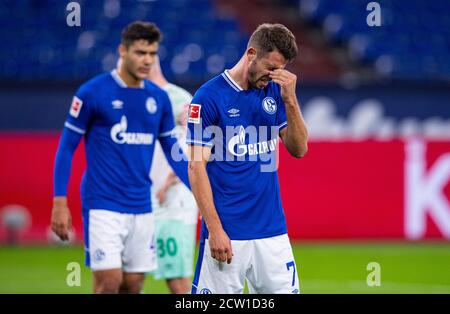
248;79;258;89
249;76;270;89
247;68;259;89
248;67;272;89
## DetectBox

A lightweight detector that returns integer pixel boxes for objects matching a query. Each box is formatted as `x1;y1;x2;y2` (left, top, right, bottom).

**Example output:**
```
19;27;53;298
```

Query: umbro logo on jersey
188;104;201;124
112;100;123;109
69;96;83;118
228;108;240;117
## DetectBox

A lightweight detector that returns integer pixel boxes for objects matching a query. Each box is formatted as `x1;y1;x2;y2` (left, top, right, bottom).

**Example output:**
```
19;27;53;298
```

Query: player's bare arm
270;69;308;158
51;196;72;241
156;171;179;204
187;145;233;264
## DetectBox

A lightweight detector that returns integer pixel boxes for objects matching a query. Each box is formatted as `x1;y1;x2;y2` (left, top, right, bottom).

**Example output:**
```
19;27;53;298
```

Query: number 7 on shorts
286;261;296;287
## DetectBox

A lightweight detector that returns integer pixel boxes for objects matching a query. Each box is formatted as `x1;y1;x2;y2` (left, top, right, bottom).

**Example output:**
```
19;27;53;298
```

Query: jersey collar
111;69;145;89
222;70;244;92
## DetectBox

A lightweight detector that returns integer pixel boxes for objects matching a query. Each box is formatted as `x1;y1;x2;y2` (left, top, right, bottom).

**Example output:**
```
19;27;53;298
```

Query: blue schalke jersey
187;70;289;240
64;70;175;214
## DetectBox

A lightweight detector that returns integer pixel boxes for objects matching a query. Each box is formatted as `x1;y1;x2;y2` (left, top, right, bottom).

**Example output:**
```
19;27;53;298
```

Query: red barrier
0;133;85;243
0;133;449;242
280;140;449;239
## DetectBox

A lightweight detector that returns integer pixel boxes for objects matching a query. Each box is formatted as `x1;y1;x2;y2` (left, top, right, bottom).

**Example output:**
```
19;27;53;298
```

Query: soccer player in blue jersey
187;23;308;294
51;21;190;294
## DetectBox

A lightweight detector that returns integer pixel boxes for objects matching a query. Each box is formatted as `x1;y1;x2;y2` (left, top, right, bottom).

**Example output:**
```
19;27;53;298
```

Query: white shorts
83;209;156;273
192;233;300;294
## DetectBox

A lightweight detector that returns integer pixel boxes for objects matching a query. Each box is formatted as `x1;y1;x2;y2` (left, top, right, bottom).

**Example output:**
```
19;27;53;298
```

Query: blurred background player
187;23;308;294
148;56;198;294
51;21;190;294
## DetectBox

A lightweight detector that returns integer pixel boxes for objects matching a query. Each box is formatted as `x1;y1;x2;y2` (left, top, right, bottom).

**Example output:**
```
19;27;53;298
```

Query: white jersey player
149;56;198;294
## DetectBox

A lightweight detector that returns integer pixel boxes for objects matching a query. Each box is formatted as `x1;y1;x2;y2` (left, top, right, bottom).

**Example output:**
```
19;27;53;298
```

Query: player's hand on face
208;228;233;264
269;69;297;102
51;198;72;241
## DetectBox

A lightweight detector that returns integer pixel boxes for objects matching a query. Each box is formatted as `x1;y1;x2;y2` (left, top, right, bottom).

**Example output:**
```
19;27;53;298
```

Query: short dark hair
121;21;162;47
248;23;298;63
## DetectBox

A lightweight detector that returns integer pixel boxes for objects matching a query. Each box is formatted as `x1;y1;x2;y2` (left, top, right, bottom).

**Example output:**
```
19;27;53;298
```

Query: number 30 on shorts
157;237;178;257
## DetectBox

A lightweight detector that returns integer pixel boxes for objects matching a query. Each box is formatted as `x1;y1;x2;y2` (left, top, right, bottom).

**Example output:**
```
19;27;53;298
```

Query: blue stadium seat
1;0;248;83
298;0;450;80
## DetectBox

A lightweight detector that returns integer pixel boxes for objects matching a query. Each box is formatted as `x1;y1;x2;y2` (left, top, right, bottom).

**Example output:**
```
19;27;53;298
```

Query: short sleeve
64;85;95;135
158;91;176;138
186;88;219;147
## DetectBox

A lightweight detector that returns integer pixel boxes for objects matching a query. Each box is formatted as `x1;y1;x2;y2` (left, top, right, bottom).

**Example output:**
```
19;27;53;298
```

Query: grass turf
0;242;449;294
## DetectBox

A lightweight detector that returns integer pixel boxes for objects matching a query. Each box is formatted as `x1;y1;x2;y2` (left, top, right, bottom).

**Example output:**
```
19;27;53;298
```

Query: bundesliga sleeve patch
188;104;201;124
69;96;83;118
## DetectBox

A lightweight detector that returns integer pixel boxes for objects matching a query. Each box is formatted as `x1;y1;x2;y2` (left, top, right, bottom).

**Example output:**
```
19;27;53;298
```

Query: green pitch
0;242;449;294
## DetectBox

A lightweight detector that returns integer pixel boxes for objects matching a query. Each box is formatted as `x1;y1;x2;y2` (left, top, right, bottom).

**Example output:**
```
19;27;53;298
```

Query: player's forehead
128;40;158;52
259;50;287;70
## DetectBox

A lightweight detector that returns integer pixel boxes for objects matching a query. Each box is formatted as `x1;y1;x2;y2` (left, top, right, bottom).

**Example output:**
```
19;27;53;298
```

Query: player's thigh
122;212;156;273
248;234;300;294
192;238;250;294
154;220;196;280
88;210;127;271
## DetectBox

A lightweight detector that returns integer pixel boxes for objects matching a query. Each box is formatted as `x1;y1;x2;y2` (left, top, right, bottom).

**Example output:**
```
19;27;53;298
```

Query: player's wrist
53;196;68;207
208;223;225;235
